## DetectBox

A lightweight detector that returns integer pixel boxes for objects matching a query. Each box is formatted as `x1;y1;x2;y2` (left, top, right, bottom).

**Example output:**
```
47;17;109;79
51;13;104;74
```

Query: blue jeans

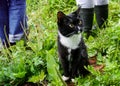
0;0;27;46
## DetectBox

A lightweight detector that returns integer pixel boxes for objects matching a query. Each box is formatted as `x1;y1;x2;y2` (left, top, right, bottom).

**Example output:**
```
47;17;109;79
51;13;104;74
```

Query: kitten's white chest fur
58;31;82;49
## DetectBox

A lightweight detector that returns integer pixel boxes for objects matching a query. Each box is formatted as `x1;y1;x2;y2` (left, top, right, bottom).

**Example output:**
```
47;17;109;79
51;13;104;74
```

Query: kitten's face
57;7;83;37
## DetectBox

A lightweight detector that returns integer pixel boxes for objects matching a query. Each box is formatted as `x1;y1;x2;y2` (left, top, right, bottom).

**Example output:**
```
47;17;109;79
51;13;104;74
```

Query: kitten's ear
57;11;66;23
76;6;81;15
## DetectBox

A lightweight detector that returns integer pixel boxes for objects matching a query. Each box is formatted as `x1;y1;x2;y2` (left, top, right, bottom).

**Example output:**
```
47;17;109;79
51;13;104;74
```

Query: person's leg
76;0;94;37
94;0;109;28
0;0;9;47
9;0;27;45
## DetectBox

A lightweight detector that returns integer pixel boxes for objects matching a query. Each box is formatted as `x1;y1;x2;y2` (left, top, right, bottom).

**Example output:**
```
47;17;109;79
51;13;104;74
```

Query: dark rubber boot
95;5;108;28
80;8;94;38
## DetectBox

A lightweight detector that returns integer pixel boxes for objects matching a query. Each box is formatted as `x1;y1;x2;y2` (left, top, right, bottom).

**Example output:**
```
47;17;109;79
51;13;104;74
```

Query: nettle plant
0;0;120;86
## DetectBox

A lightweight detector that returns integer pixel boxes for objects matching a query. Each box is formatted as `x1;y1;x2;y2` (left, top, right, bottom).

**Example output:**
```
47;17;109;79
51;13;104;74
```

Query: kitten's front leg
70;58;79;78
59;57;70;81
58;41;71;81
70;49;81;78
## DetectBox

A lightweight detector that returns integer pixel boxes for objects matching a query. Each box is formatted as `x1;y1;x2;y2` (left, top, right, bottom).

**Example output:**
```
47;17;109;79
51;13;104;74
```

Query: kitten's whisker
66;31;76;37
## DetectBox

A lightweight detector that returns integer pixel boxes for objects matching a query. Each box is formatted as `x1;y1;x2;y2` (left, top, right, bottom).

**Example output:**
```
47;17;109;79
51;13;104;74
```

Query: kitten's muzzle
77;26;83;33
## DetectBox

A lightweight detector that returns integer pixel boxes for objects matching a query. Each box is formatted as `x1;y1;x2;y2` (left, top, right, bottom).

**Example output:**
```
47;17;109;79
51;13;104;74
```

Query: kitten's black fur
57;7;90;81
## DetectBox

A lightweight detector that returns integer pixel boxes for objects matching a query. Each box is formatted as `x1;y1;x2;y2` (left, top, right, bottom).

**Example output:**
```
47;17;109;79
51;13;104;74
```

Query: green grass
0;0;120;86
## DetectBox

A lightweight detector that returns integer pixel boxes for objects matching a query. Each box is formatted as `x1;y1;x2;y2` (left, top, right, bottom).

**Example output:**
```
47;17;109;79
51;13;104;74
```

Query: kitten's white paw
71;79;75;82
62;75;70;81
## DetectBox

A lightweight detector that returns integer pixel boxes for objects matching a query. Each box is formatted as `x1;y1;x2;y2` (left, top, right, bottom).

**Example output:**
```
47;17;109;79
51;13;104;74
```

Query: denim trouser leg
9;0;27;43
0;0;9;45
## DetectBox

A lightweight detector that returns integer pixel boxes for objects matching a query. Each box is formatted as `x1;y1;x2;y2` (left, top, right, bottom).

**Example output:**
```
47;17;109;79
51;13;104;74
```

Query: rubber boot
95;5;108;28
76;0;94;38
80;8;94;38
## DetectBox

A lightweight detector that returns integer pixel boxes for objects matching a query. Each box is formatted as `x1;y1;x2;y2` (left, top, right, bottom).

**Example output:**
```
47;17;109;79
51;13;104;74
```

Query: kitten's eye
79;20;82;25
69;24;74;28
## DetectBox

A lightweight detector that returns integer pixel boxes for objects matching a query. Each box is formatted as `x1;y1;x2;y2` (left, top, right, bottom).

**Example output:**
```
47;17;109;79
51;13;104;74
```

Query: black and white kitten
57;7;90;81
